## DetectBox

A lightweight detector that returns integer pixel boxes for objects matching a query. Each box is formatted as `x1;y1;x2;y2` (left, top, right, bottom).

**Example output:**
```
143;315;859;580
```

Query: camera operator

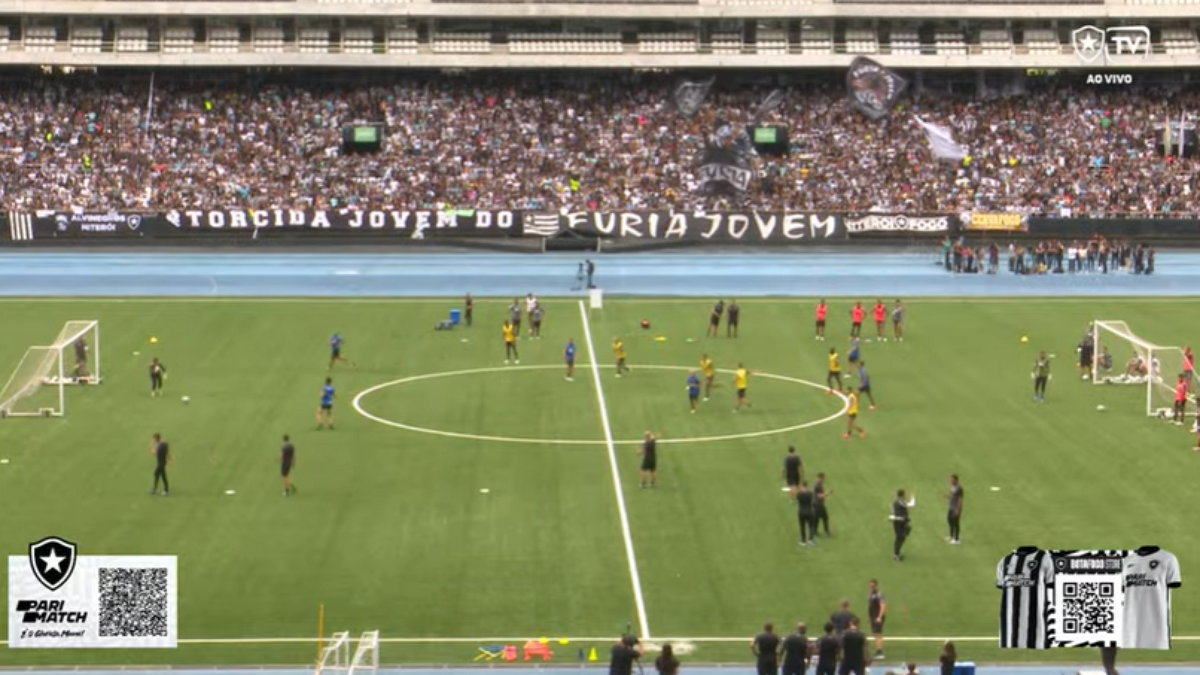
610;633;644;675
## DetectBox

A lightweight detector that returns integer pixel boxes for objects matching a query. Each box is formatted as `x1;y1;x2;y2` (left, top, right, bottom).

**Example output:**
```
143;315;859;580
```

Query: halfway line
579;299;651;639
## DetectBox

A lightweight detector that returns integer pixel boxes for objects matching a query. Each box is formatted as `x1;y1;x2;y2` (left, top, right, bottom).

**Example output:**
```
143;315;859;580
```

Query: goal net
1092;320;1191;417
348;631;380;673
315;631;351;674
0;320;101;418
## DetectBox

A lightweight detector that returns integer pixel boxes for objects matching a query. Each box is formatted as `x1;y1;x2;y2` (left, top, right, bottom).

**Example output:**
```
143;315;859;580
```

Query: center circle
352;365;849;446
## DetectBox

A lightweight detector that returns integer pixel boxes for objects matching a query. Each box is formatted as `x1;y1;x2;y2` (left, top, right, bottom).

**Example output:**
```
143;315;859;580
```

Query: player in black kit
149;433;169;496
707;300;725;338
639;432;658;488
149;357;166;397
783;446;803;498
280;435;296;496
814;623;838;675
813;473;832;536
796;481;817;547
890;489;912;561
751;623;781;675
839;619;869;675
780;623;810;675
727;300;741;338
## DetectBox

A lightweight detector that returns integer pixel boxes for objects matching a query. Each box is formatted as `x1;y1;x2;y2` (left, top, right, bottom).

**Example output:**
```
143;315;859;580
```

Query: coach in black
891;489;912;561
814;473;832;536
867;580;886;659
609;634;643;675
751;622;781;675
149;433;169;497
839;620;870;675
281;435;296;497
780;622;810;675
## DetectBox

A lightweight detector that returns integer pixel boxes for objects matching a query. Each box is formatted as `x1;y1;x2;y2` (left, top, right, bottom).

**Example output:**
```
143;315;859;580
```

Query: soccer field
1;297;1198;668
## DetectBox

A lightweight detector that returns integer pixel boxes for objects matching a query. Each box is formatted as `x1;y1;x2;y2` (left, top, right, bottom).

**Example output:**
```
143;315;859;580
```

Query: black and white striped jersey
996;547;1055;649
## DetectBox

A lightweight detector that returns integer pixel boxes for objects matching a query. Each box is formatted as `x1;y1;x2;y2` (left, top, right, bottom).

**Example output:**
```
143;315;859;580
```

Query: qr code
1059;581;1116;636
98;568;169;638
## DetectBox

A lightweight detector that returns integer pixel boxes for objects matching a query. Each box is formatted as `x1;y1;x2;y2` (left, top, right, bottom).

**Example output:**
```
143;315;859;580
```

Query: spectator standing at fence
585;259;596;289
938;641;957;675
655;643;680;675
751;623;782;675
609;635;643;675
464;293;474;328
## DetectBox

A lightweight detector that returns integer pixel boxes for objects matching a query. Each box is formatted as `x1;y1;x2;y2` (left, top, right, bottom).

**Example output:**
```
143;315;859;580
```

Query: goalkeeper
1032;351;1050;403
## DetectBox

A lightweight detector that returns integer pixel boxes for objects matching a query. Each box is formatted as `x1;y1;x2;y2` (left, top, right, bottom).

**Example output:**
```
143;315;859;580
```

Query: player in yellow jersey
827;348;844;394
700;354;716;401
503;321;519;364
844;390;865;439
733;363;752;412
614;338;629;377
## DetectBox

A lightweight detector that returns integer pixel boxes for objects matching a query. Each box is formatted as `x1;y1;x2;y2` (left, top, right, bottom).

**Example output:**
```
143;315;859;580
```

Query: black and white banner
844;213;959;235
696;146;754;195
7;212;33;241
530;211;846;242
24;209;524;239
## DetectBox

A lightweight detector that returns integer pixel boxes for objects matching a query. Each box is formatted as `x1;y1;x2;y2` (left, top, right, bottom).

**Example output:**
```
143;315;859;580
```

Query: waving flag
673;78;715;118
753;89;786;120
914;115;968;162
846;58;908;120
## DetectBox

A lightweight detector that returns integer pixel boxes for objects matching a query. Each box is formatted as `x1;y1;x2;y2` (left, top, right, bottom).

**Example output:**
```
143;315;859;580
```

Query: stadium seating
979;28;1014;55
24;26;57;53
755;29;788;55
386;27;419;54
254;26;286;53
432;32;491;54
343;27;376;54
1162;28;1199;55
799;27;833;55
887;29;921;56
70;25;103;54
844;29;878;55
508;33;622;54
116;26;150;53
710;31;743;54
639;32;699;54
1022;29;1062;55
208;26;241;54
298;28;332;54
934;29;967;56
163;27;197;54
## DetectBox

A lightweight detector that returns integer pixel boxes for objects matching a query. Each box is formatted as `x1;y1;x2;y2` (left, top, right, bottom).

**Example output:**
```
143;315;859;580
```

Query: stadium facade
0;0;1197;70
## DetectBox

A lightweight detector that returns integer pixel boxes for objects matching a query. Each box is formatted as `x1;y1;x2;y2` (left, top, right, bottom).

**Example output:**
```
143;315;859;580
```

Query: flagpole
1180;109;1187;158
144;72;156;151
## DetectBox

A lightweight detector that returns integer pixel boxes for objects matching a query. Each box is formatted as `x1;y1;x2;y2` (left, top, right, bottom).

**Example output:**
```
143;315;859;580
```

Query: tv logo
1072;26;1152;64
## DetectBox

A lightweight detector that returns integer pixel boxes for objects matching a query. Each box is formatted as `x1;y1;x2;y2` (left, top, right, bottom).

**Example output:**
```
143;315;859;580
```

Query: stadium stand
844;29;879;55
0;73;1196;216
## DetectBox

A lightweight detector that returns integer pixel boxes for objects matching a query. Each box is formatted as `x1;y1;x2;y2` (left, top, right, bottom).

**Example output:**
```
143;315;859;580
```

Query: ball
150;337;158;344
181;396;190;404
641;319;650;329
1020;336;1029;343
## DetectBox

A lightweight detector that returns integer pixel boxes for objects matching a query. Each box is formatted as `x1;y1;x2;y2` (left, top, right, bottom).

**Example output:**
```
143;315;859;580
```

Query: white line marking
579;299;651;639
4;635;1200;647
351;365;848;446
334;270;361;276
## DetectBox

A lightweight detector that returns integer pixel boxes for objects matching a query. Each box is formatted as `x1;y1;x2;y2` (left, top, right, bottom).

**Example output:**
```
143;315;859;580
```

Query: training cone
588;648;598;662
150;336;158;344
1020;336;1029;343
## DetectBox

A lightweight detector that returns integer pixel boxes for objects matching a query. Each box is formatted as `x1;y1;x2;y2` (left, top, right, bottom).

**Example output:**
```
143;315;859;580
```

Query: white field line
5;636;1200;646
578;300;651;639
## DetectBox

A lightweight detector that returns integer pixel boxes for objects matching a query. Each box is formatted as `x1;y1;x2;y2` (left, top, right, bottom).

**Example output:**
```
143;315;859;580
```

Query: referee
890;489;912;562
149;433;170;497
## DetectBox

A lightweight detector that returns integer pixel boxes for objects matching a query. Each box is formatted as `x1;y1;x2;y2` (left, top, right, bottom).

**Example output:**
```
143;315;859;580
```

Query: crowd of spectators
1;71;1199;214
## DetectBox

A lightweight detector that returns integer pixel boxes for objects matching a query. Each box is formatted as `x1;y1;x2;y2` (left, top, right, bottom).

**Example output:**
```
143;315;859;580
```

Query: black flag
673;78;715;118
695;146;753;196
846;57;908;120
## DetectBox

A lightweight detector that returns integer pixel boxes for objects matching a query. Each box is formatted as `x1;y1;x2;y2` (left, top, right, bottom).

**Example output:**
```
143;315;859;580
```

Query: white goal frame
348;630;380;673
1092;319;1192;417
0;320;101;418
315;631;351;674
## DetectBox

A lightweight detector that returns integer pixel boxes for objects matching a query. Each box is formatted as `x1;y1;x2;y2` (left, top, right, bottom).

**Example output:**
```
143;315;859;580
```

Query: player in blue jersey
687;371;702;413
565;339;577;381
848;336;861;365
857;360;876;410
316;377;336;430
328;333;355;370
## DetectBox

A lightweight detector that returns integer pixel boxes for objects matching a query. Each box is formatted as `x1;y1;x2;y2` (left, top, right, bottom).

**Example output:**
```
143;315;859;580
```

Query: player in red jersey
1174;374;1189;425
873;300;887;341
1184;346;1195;390
815;301;828;341
850;302;865;338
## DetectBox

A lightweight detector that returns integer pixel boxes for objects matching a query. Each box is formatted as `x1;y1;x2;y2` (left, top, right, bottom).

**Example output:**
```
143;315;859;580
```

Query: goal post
0;320;101;418
348;631;380;673
1092;319;1192;417
315;631;351;674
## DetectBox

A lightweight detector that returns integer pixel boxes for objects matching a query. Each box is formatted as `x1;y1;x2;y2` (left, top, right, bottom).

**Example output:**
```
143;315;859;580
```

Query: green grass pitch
1;297;1199;667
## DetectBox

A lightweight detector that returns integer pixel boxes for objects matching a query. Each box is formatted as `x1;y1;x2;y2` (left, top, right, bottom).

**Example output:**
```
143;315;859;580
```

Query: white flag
914;115;967;162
